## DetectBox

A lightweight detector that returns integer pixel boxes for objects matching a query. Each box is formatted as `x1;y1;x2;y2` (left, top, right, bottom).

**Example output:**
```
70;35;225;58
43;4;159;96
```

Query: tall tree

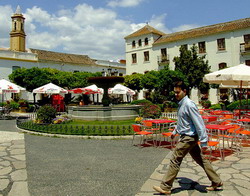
173;45;211;93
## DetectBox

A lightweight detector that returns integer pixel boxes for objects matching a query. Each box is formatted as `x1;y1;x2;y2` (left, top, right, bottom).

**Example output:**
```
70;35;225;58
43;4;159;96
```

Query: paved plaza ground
1;119;250;196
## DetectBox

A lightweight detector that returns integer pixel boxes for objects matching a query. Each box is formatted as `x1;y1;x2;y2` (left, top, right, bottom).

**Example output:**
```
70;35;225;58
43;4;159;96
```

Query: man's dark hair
174;81;188;91
174;81;190;96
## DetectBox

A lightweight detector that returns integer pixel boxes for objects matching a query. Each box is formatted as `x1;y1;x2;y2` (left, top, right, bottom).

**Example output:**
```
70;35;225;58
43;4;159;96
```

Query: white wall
125;27;250;104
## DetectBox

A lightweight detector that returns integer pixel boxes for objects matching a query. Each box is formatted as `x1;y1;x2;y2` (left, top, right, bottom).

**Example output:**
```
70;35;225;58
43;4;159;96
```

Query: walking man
153;81;222;195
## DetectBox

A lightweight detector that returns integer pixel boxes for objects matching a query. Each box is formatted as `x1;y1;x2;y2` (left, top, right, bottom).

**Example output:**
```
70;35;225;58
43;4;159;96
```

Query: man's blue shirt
173;96;208;146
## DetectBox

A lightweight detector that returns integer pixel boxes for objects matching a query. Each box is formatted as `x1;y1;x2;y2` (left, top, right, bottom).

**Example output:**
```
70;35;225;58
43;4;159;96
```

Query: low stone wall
68;105;141;121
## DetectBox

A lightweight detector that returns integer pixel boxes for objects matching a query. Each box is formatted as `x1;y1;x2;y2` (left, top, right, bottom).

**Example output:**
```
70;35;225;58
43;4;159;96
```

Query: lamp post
114;69;118;76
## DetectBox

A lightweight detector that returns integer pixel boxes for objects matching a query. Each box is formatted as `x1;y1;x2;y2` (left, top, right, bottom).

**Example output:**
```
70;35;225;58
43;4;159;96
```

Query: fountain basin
68;105;141;121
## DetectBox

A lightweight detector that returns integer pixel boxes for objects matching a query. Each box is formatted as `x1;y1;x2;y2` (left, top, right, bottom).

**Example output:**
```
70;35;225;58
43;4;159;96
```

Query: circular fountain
68;68;141;121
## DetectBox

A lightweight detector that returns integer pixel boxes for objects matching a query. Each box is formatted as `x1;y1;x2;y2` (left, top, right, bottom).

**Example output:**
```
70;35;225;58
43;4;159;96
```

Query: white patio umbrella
108;84;135;95
33;83;68;94
0;79;25;94
0;79;26;103
203;64;250;86
203;64;250;111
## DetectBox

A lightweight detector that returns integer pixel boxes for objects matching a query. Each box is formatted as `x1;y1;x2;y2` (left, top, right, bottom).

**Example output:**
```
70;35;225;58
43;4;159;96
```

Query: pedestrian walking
153;81;223;195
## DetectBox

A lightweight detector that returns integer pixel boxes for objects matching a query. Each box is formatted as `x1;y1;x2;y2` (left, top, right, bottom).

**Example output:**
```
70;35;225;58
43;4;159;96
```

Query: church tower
10;5;26;52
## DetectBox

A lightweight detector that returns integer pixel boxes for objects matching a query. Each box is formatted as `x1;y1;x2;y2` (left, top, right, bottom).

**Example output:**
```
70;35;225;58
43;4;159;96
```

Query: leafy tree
173;45;211;94
141;70;160;91
9;67;55;91
71;71;101;89
123;73;144;92
9;67;102;91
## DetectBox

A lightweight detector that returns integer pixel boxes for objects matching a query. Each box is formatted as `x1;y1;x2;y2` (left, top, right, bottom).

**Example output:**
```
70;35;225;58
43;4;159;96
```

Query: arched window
14;22;17;30
138;39;142;47
218;62;227;70
132;40;136;48
144;38;148;45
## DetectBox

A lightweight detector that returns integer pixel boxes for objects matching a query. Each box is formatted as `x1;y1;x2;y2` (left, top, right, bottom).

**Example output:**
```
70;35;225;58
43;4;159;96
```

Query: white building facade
125;18;250;104
0;6;125;102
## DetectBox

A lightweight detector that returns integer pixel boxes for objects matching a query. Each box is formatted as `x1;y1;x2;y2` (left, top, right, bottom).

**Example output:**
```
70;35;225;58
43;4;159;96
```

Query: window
218;63;227;70
198;41;206;53
144;38;148;45
244;34;250;43
144;51;149;62
244;34;250;51
245;60;250;66
161;48;167;62
217;38;226;51
138;39;142;47
132;53;137;64
132;40;136;48
12;66;20;72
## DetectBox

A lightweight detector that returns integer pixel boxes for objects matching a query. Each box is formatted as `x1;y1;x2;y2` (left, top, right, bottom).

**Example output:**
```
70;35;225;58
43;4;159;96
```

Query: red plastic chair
132;124;154;147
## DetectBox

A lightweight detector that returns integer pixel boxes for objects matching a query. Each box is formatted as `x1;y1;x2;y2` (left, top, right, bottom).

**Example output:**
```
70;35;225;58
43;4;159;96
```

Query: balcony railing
240;43;250;53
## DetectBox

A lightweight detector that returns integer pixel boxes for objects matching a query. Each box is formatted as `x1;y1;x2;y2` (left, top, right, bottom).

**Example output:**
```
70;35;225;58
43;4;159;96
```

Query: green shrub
36;105;57;124
9;101;20;110
200;100;211;109
163;101;178;108
226;99;250;110
18;99;29;107
209;103;222;110
140;103;161;119
130;99;152;105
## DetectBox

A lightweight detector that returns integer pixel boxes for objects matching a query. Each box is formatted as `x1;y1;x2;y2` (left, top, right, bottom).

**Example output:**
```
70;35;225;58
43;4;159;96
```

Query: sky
0;0;249;61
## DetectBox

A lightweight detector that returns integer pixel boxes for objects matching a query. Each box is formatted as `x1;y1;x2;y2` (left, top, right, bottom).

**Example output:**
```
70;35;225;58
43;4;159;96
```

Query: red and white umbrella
69;84;103;95
33;83;68;94
0;79;25;94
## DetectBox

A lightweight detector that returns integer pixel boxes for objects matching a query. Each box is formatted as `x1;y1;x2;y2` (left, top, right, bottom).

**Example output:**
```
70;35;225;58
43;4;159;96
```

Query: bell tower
10;5;26;52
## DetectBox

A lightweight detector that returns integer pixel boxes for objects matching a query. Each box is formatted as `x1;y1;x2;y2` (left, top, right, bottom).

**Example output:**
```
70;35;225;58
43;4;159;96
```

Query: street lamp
114;69;118;76
107;66;112;76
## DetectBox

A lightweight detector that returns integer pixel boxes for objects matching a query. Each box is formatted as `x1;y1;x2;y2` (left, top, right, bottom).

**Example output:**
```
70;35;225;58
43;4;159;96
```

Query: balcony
157;55;170;66
240;43;250;54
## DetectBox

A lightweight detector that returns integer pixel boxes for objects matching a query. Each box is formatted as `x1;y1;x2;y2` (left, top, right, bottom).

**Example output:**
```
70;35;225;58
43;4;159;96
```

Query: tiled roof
124;24;166;39
29;48;97;65
154;17;250;45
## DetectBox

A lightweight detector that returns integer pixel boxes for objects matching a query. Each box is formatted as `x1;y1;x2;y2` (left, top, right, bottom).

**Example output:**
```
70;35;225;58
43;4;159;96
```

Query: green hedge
226;99;250;110
17;120;133;136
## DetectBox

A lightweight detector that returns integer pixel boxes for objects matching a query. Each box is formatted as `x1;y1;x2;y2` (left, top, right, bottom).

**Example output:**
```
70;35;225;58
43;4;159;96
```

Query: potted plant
18;99;29;112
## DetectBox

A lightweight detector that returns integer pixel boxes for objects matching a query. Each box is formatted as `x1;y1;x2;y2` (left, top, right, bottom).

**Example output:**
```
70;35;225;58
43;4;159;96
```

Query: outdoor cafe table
143;119;176;146
202;115;217;123
237;118;250;122
143;119;176;124
205;124;234;160
143;119;176;129
237;118;250;130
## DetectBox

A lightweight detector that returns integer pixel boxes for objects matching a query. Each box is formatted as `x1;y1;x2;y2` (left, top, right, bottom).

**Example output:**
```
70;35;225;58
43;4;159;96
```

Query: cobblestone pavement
136;147;250;196
0;131;30;196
